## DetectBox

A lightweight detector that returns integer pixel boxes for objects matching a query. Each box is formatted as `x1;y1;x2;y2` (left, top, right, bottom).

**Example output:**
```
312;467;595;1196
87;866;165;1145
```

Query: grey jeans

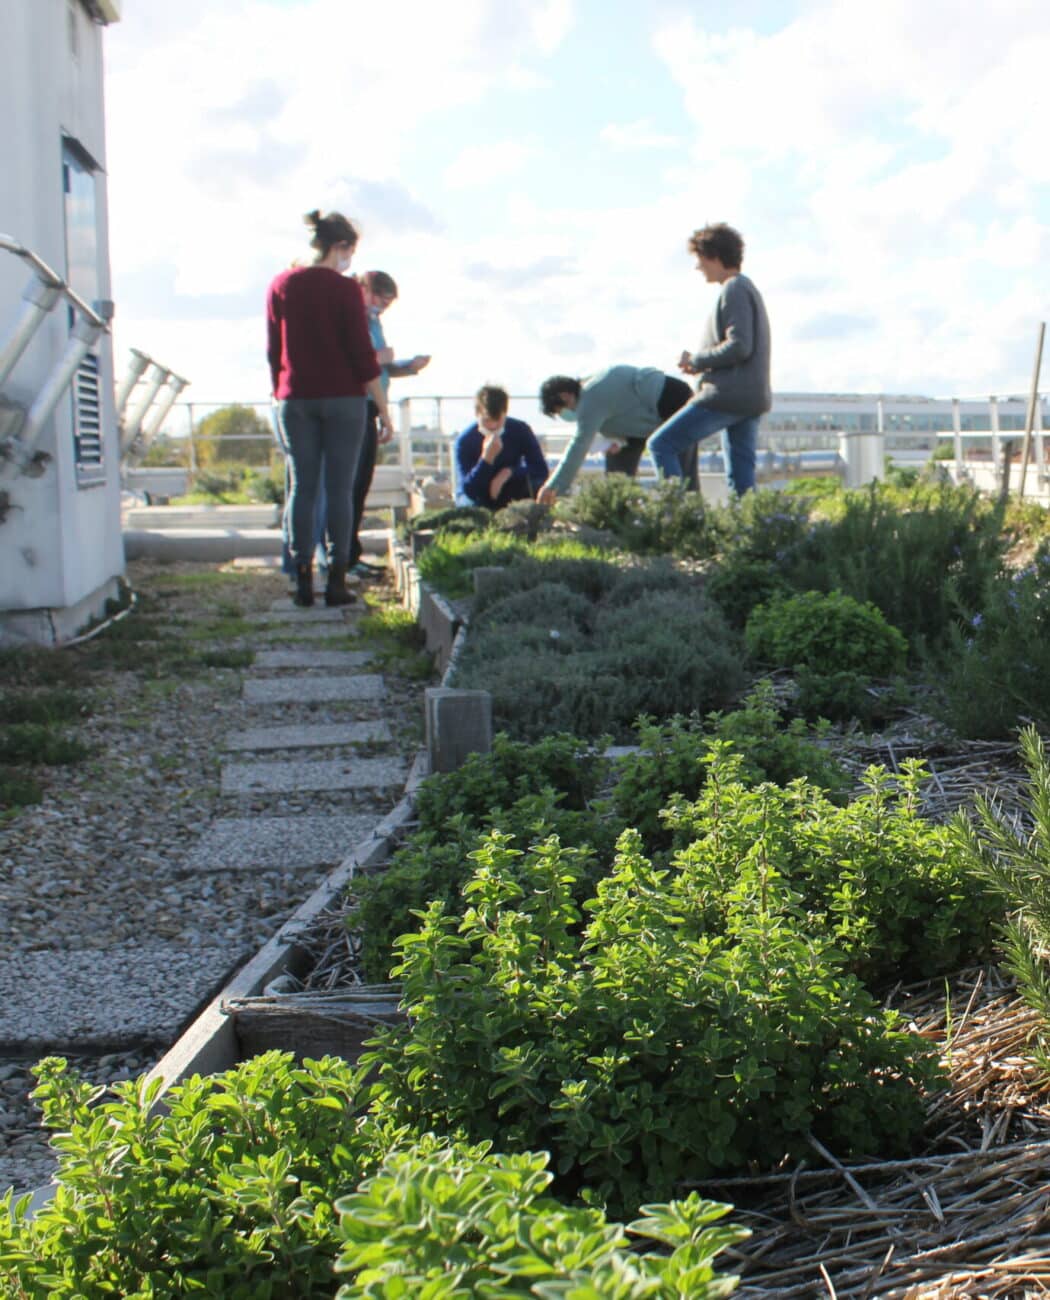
278;396;366;568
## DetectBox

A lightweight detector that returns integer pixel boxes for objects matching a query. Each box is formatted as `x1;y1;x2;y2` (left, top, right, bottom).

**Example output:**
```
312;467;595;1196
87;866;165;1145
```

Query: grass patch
0;724;91;765
195;648;255;670
355;603;435;680
0;647;81;689
0;769;43;810
0;688;90;725
156;570;255;592
181;617;258;642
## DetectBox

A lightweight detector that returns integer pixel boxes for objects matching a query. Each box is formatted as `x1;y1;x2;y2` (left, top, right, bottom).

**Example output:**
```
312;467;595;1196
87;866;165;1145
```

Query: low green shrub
417;531;610;599
933;551;1050;738
335;1146;746;1298
354;734;613;978
2;1054;745;1298
563;475;718;559
369;829;941;1214
415;732;608;828
794;665;908;727
0;1053;390;1297
745;589;908;677
664;749;1000;985
611;683;849;847
399;504;492;538
952;726;1050;1077
460;566;746;742
784;482;1007;650
354;791;622;983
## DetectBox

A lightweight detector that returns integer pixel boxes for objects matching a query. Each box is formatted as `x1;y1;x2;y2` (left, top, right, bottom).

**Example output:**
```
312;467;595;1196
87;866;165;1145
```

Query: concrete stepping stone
184;813;377;872
254;649;374;671
257;608;350;624
0;943;239;1050
225;720;392;752
243;674;385;705
268;595;360;613
255;623;359;642
221;755;406;795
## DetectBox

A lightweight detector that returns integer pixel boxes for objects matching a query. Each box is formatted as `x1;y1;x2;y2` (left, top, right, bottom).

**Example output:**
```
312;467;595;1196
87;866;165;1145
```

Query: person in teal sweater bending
535;365;696;505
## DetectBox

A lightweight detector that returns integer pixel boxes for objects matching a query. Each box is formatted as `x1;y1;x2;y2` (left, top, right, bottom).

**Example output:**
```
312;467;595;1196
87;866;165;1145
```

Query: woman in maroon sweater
267;210;392;606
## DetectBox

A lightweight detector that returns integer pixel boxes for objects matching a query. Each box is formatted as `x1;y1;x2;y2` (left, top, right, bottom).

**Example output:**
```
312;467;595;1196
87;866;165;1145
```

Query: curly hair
687;223;744;269
539;375;581;417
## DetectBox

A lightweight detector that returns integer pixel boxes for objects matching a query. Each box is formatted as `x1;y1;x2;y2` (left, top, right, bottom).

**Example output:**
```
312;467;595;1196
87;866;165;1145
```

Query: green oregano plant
664;747;1000;985
366;828;942;1215
335;1144;747;1298
0;1054;746;1299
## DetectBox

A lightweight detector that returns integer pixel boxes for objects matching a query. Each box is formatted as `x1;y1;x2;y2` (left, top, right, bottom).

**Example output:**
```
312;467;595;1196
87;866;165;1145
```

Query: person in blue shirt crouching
454;385;549;510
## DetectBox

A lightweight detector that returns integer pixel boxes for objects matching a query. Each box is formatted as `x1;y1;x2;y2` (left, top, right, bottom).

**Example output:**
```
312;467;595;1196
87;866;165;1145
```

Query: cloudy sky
103;0;1049;417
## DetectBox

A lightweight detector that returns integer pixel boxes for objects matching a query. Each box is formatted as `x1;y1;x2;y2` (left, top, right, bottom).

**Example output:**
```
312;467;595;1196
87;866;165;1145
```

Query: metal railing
142;390;1050;498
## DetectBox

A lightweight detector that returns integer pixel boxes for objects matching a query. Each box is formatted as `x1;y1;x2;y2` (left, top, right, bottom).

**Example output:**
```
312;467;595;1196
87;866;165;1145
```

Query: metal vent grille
73;353;105;480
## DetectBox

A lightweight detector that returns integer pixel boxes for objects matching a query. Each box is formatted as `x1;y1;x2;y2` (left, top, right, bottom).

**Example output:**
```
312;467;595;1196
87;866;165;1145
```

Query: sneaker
352;560;385;578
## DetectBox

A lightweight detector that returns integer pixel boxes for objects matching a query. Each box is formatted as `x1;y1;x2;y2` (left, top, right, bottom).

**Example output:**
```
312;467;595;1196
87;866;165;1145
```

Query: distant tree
193;404;274;467
139;433;190;468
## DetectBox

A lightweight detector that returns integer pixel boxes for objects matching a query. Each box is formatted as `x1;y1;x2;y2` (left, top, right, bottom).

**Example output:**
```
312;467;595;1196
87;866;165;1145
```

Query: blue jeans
648;401;760;496
277;396;366;568
270;403;323;572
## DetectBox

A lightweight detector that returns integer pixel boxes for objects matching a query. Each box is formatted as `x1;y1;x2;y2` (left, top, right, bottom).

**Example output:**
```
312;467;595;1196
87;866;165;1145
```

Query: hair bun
303;209;323;230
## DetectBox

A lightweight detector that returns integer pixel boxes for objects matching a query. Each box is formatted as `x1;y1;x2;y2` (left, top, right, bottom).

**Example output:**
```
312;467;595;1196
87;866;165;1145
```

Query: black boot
325;563;356;607
294;564;314;608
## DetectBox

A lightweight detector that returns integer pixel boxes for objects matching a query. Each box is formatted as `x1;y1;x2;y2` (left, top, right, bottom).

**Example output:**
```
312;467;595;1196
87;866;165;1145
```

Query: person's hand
410;354;431;373
481;431;503;464
537;484;557;507
490;467;513;501
377;346;395;365
678;350;697;375
377;411;395;444
606;440;622;455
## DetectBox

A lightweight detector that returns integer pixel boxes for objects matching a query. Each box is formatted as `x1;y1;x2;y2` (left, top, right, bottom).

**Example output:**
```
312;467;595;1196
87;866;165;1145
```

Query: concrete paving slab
0;943;239;1049
254;649;374;671
269;594;361;613
254;623;360;642
243;674;385;705
256;607;350;624
221;755;406;795
225;720;391;752
184;813;377;872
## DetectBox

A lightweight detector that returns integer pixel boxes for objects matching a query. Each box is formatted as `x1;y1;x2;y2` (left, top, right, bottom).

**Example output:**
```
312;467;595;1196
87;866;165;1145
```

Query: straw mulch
708;966;1050;1298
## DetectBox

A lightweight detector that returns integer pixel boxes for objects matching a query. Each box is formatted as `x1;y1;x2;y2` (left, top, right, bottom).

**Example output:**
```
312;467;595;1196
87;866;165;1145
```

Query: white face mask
558;408;577;423
336;249;353;273
481;421;505;438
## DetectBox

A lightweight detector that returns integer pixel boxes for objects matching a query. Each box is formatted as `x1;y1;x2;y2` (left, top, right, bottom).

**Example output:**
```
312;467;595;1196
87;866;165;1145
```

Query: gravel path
0;555;429;1197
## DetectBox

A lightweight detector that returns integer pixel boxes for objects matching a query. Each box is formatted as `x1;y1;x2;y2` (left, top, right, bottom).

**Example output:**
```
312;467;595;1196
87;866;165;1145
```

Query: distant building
0;0;124;645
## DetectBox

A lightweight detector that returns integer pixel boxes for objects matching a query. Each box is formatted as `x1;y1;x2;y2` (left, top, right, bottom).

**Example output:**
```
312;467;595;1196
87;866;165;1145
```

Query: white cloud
443;141;540;191
599;119;682;152
101;0;1050;409
530;0;575;55
649;0;1050;397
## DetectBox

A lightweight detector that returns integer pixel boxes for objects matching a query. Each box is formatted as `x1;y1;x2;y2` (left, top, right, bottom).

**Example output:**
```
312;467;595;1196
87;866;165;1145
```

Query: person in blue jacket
454;385;549;510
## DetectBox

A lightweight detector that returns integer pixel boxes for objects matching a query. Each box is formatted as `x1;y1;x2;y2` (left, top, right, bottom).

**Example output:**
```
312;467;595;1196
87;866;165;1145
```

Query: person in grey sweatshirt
535;365;696;504
648;223;771;495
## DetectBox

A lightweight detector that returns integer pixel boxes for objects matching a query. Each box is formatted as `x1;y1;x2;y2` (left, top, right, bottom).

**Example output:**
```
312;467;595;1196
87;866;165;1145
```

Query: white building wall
0;0;124;643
